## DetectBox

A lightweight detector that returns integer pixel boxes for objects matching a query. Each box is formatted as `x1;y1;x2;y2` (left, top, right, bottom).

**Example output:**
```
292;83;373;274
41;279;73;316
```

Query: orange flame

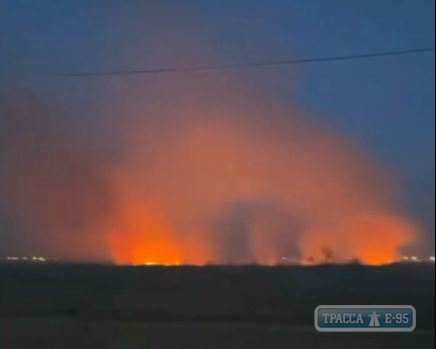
0;74;422;265
103;95;420;265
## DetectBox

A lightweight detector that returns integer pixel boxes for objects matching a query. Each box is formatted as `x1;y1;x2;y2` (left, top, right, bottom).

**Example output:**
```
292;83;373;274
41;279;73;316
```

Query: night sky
0;0;434;260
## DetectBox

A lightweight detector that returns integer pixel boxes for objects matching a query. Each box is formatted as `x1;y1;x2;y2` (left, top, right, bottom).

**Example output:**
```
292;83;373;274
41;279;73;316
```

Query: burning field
0;71;422;266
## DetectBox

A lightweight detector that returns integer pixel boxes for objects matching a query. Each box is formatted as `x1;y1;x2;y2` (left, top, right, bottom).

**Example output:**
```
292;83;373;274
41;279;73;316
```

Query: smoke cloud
0;93;114;261
0;72;421;265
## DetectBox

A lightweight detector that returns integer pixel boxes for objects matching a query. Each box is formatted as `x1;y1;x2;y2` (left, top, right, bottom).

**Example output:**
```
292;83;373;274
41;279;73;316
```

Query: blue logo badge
315;305;416;332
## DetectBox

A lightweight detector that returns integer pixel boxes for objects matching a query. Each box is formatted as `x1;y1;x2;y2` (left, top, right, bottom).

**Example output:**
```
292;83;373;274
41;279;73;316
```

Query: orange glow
108;201;182;265
103;104;420;265
1;66;422;266
300;214;418;265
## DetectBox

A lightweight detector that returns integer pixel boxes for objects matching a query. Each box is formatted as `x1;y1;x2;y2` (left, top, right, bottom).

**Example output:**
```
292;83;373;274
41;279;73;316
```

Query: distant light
402;256;409;260
134;261;181;266
4;256;48;262
430;256;435;262
411;256;419;261
280;256;299;264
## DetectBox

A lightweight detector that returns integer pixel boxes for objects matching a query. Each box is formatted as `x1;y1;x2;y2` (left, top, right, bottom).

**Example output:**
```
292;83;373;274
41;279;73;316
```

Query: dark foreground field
0;263;434;348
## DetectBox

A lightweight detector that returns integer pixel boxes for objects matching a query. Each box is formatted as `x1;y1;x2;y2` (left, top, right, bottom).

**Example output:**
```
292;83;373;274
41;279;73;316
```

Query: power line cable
62;47;434;77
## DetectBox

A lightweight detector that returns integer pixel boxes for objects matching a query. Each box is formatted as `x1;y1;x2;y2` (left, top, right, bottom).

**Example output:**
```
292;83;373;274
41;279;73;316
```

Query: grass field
1;318;434;349
0;263;434;348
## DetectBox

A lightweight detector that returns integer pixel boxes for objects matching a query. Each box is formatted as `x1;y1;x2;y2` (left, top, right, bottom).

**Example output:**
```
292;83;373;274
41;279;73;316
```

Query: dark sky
0;0;434;258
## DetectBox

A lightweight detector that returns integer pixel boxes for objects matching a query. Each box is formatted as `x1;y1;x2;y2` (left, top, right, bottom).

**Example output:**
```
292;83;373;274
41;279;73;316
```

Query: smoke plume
0;74;421;265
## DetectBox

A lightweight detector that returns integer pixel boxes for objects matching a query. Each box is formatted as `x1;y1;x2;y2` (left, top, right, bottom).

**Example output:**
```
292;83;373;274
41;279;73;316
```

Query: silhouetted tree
349;257;362;265
307;256;316;264
321;246;334;263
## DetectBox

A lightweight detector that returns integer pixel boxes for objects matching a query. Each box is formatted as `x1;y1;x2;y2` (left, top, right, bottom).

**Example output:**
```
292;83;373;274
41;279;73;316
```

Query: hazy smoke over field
0;73;421;265
0;93;115;260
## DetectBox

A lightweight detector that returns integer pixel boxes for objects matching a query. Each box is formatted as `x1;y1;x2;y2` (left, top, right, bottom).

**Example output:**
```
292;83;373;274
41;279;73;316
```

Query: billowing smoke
0;92;114;261
0;73;421;265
